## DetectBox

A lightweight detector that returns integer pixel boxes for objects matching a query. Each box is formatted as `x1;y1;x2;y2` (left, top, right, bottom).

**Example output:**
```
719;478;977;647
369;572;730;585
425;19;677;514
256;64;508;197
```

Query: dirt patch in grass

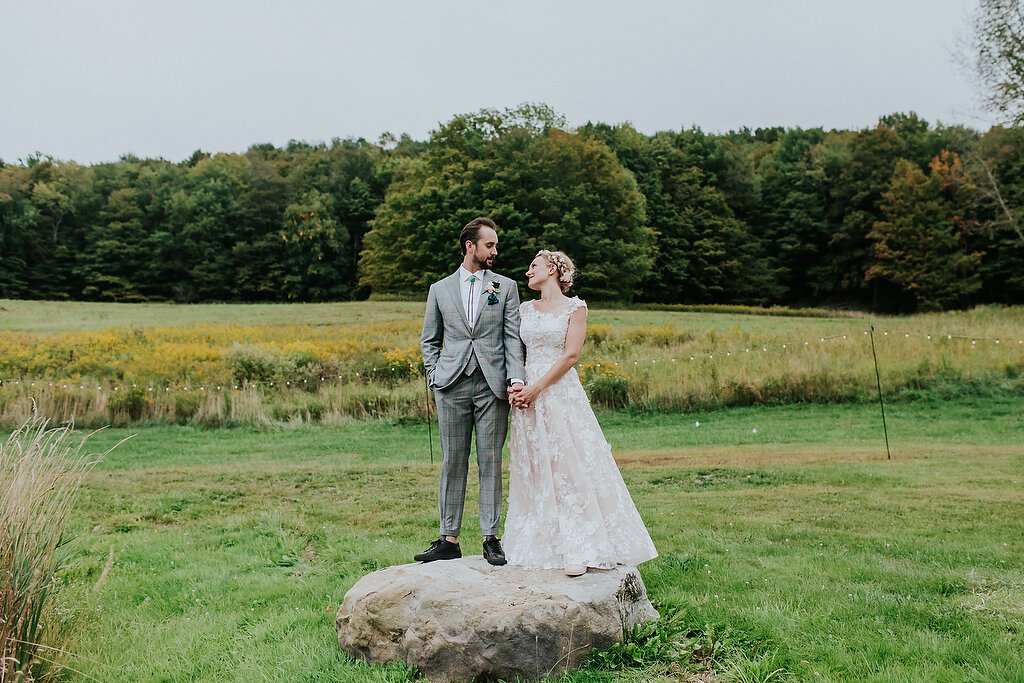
614;444;1023;469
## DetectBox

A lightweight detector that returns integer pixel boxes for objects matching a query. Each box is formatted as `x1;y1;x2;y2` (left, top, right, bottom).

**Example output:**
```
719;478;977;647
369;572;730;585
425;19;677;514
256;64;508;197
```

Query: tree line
2;104;1022;311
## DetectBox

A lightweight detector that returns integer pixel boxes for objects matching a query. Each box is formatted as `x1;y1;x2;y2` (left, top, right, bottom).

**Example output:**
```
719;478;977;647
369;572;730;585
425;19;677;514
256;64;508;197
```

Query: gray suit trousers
434;365;509;537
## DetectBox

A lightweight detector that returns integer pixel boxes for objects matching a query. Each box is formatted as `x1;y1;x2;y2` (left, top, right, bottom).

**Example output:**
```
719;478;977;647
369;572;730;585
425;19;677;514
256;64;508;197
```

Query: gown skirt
503;297;658;570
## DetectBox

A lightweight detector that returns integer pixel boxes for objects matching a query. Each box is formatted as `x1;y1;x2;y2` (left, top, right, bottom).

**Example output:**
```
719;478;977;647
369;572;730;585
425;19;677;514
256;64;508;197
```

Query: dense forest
2;104;1022;312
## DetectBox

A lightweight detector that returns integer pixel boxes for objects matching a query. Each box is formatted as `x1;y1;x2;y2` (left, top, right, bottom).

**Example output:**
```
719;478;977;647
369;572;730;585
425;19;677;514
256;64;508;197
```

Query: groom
416;217;526;566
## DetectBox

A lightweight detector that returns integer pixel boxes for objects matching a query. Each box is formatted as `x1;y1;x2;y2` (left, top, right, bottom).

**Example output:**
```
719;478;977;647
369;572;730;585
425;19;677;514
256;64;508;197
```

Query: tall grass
0;416;118;682
1;304;1021;427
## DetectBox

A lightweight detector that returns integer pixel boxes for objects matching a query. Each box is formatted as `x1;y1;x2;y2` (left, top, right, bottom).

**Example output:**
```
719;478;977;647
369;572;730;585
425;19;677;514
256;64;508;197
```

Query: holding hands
507;383;539;410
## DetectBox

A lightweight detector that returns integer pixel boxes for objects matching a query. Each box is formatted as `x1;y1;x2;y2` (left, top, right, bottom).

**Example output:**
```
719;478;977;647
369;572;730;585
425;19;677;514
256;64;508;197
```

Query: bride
502;249;658;576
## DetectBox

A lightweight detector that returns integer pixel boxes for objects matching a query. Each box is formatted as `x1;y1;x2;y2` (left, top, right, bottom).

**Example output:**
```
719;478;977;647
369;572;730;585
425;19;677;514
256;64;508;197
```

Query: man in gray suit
415;217;526;565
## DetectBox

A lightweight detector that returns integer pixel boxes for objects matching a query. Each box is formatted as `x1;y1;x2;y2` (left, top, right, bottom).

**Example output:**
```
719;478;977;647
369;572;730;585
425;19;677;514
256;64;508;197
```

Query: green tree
0;106;1015;310
753;127;835;302
8;159;93;299
280;189;349;301
75;187;148;301
232;151;290;300
167;154;251;301
0;166;37;297
582;124;778;304
829;124;909;307
578;124;687;303
285;138;393;299
30;181;73;246
361;106;652;300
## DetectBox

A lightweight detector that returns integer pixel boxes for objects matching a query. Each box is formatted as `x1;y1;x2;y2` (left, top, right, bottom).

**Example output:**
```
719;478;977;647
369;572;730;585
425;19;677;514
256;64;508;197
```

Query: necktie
467;275;476;326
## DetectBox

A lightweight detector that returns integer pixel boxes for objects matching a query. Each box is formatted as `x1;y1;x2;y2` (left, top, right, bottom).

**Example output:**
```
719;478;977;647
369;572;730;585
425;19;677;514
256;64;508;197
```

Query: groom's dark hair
459;217;497;255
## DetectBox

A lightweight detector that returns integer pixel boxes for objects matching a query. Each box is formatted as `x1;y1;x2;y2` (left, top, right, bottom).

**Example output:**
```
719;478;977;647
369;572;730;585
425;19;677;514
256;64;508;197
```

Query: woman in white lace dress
503;250;658;576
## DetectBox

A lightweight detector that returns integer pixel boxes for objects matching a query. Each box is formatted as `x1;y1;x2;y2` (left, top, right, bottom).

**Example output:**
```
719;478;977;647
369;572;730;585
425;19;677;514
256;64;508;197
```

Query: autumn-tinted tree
867;154;982;311
829;124;909;307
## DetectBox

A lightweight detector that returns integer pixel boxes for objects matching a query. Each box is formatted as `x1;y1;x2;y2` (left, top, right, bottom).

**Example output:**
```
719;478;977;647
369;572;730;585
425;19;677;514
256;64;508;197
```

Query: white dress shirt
459;265;486;328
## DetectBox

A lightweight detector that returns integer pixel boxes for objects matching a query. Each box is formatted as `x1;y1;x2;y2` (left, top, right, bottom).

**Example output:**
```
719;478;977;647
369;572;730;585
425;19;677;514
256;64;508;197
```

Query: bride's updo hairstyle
537;249;575;293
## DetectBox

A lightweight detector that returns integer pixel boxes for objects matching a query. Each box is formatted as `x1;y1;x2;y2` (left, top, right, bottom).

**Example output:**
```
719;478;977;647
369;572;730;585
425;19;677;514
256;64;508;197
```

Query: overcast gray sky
0;0;993;165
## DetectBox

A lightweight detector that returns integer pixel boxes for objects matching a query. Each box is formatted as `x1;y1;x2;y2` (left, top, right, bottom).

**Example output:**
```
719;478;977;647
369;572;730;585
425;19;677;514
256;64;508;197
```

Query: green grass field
4;299;1022;681
1;299;863;334
37;396;1023;683
0;300;428;334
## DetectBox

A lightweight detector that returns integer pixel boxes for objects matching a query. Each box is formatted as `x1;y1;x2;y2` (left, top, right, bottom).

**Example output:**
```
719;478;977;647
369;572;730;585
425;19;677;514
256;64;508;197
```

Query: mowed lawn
45;397;1024;682
1;298;858;334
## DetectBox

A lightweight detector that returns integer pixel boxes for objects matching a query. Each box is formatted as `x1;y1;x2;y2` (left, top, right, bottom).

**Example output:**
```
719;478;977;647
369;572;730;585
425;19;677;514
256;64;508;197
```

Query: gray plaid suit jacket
421;270;526;399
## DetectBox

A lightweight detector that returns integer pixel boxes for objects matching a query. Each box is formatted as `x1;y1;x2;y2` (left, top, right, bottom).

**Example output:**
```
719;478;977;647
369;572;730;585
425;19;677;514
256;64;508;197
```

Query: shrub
228;344;296;384
4;308;1023;425
108;386;150;422
587;324;614;343
625;325;690;347
580;361;631;409
353;347;423;387
384;346;424;381
588;375;630;409
173;392;202;422
283;342;318;369
1003;361;1021;380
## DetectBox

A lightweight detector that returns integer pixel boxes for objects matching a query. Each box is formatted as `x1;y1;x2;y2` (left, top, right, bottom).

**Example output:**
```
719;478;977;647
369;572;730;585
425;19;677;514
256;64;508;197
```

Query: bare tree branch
971;1;1024;123
968;147;1024;244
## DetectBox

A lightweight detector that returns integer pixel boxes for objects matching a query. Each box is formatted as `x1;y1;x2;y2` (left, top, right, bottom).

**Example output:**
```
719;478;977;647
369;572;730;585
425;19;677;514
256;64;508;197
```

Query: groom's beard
473;254;493;271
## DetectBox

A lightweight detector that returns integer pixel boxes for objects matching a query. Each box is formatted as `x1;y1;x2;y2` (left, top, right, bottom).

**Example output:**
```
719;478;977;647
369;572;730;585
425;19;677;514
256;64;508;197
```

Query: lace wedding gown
503;297;658;570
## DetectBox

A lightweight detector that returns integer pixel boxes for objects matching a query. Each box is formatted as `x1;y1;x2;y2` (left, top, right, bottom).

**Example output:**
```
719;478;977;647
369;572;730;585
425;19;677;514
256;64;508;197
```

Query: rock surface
336;556;658;682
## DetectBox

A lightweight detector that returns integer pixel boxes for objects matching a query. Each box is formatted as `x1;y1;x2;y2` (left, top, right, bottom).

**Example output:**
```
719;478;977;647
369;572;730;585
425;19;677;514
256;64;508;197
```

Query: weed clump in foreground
587;605;791;681
0;416;121;682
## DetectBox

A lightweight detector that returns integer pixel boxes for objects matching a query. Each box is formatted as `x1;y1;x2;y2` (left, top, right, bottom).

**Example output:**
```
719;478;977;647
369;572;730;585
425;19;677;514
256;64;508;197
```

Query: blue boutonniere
485;281;500;304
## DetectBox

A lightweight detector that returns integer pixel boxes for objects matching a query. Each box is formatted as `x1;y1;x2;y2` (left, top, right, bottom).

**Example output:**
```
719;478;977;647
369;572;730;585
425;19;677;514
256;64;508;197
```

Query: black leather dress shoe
483;536;507;566
414;538;461;563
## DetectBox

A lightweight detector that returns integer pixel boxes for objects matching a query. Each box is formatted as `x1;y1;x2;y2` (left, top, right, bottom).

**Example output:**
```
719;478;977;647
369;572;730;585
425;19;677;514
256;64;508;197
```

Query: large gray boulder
336;556;658;682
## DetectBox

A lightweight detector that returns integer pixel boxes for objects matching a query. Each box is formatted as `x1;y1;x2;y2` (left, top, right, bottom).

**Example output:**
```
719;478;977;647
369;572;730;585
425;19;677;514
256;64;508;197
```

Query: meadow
2;299;1022;428
3;299;1023;681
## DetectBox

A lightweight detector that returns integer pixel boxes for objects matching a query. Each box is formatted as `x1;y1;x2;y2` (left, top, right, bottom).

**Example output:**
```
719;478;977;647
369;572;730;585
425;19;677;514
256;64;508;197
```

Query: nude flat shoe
564;565;586;577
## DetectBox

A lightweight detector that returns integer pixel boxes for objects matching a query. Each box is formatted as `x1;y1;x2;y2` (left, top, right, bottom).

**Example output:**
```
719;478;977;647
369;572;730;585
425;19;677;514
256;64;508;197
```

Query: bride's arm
515;309;587;406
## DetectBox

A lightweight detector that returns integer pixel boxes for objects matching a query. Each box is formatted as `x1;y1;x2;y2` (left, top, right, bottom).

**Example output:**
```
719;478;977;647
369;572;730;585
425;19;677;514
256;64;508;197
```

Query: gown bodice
519;297;587;376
